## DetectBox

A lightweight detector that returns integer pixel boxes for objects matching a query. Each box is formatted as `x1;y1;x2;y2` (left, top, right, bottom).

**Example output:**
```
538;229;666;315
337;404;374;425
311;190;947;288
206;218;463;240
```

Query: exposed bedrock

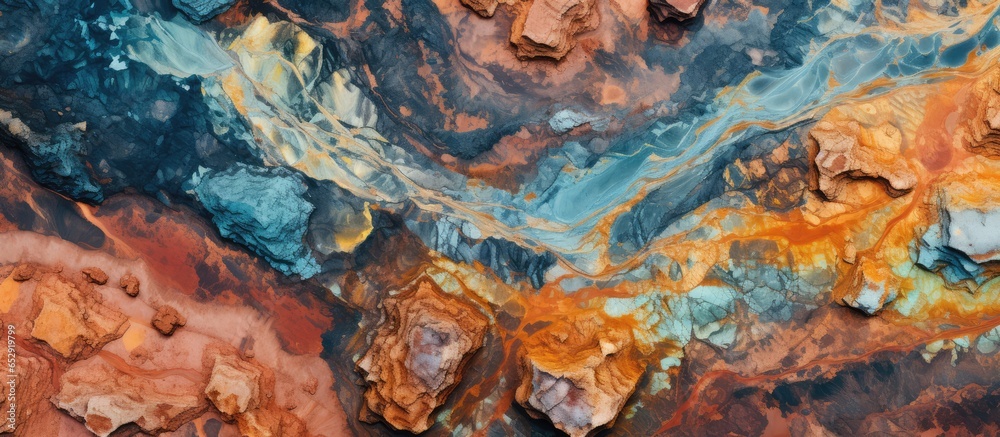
840;257;898;316
172;0;237;23
356;279;489;433
191;163;321;278
30;274;129;360
648;0;707;22
962;64;1000;157
204;350;309;436
510;0;600;60
54;358;208;437
915;157;1000;291
810;119;917;200
515;315;643;437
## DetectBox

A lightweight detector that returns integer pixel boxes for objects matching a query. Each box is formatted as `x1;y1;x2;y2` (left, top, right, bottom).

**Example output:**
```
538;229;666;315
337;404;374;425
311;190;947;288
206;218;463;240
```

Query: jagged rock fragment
54;358;207;437
10;263;35;281
192;163;320;278
510;0;599;60
649;0;707;22
30;274;128;360
172;0;236;23
811;119;917;199
119;273;140;297
152;305;186;336
460;0;500;17
516;315;643;437
356;279;489;433
841;258;898;315
82;267;109;285
205;351;309;435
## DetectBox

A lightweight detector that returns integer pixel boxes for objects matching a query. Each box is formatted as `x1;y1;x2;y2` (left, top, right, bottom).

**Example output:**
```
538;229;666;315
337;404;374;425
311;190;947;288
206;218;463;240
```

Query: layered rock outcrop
356;279;489;433
54;358;207;437
648;0;707;22
515;315;643;437
840;257;898;316
172;0;236;23
192;163;320;278
204;352;309;436
510;0;600;60
914;157;1000;291
30;274;129;360
811;119;917;200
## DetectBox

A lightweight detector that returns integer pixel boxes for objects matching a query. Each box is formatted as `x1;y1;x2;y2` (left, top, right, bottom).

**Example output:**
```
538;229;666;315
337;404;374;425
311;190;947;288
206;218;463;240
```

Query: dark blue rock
172;0;236;23
192;163;321;278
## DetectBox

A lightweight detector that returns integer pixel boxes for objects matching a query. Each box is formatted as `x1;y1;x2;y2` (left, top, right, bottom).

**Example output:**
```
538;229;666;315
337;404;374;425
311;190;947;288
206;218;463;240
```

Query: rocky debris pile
30;274;129;360
914;157;1000;291
54;358;207;437
811;118;917;200
649;0;707;22
152;305;186;336
119;273;140;297
191;163;320;278
515;315;643;437
840;257;898;316
82;267;109;285
357;279;489;433
172;0;236;23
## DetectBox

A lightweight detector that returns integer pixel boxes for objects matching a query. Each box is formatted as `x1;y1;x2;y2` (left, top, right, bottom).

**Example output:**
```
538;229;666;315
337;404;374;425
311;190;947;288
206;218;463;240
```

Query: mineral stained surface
3;0;1000;436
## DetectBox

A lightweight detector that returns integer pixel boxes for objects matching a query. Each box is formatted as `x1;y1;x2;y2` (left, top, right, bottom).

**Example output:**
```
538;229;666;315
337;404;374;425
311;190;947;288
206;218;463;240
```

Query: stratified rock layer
171;0;236;23
192;163;320;278
510;0;600;60
516;315;643;437
30;274;129;360
54;358;207;437
648;0;707;22
811;119;917;199
356;279;489;433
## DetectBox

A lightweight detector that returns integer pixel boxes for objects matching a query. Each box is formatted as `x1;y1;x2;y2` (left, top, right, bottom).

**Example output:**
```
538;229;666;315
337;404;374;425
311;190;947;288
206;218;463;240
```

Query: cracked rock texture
192;163;320;278
516;315;643;437
649;0;707;22
30;273;129;360
172;0;237;23
811;118;918;200
357;279;489;433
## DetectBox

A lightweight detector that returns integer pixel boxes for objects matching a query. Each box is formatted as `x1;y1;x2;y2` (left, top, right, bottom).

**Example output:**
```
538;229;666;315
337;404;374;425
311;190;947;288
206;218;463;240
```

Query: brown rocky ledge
460;0;599;60
30;273;129;360
515;315;643;437
649;0;707;22
356;278;489;433
810;118;917;200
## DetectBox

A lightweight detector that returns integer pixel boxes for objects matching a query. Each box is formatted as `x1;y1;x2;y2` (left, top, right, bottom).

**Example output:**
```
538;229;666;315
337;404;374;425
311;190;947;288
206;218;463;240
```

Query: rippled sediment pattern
2;0;1000;435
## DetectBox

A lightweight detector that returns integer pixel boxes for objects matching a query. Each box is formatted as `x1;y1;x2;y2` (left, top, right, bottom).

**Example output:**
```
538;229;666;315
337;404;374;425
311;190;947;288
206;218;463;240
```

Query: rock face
171;0;236;23
962;66;1000;157
915;158;1000;291
356;279;489;433
460;0;500;17
82;267;109;285
648;0;707;22
30;274;129;360
192;163;320;278
152;305;186;336
119;273;140;297
516;316;643;437
841;258;898;316
810;119;917;200
54;358;207;437
204;352;308;436
510;0;600;60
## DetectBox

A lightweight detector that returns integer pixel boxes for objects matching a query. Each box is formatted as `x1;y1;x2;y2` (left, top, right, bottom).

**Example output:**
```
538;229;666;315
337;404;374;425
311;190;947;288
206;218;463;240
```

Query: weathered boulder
516;315;643;437
510;0;600;60
811;119;917;200
151;305;186;336
30;274;128;360
54;358;207;437
192;163;320;278
82;267;108;285
172;0;236;23
357;279;489;433
119;273;140;297
840;257;898;316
